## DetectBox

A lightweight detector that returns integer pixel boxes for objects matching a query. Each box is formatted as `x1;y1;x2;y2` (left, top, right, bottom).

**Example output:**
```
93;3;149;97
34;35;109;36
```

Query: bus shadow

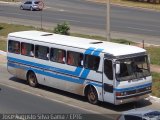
38;84;87;102
9;77;28;85
9;77;152;112
9;77;86;102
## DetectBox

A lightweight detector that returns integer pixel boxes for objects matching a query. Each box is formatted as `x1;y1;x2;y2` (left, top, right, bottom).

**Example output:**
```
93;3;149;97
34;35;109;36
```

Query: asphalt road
0;0;160;37
0;56;113;120
0;84;87;114
0;84;113;120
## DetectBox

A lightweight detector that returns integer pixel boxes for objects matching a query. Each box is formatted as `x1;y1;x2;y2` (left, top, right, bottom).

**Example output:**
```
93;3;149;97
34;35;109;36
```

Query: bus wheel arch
27;70;38;87
84;84;99;104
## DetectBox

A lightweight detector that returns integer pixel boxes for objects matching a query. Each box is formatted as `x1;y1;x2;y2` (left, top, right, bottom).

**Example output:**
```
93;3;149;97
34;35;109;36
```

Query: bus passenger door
102;59;114;104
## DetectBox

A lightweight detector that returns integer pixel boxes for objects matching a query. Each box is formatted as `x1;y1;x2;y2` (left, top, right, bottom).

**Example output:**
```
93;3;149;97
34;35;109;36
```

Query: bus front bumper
115;90;151;105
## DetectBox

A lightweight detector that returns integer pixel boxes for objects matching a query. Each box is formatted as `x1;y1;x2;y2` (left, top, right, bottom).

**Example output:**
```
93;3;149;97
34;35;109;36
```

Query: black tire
27;71;38;87
30;7;33;11
87;86;98;104
20;5;23;10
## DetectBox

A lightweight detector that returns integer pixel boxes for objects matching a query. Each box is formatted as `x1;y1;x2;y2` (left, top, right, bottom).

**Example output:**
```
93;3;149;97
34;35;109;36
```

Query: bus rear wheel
87;86;98;104
27;71;38;87
30;7;34;11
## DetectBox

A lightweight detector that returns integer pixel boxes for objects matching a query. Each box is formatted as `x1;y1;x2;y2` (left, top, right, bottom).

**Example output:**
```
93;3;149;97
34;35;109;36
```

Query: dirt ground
0;55;6;65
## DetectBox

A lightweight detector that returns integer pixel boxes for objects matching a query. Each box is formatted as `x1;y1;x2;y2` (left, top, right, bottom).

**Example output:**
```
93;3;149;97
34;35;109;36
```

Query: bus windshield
116;55;150;81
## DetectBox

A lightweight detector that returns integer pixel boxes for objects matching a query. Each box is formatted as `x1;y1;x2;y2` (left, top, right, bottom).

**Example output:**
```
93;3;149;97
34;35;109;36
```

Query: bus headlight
146;86;151;90
116;92;127;96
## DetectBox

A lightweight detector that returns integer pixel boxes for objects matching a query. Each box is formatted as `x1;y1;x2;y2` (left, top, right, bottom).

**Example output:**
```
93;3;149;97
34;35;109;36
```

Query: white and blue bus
7;30;152;105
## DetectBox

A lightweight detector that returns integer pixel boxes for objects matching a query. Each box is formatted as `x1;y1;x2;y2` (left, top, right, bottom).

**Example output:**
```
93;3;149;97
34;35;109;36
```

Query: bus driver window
58;50;65;63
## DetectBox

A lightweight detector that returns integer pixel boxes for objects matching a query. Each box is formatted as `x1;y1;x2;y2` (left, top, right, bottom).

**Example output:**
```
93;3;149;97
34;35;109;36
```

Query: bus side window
21;42;34;57
21;43;27;55
67;51;83;67
8;40;20;54
84;55;100;71
104;59;113;80
35;45;49;60
50;48;66;64
8;40;14;53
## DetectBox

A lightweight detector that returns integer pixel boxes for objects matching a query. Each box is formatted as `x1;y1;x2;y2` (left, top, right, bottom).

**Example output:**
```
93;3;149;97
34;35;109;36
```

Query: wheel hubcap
29;74;35;84
89;92;95;101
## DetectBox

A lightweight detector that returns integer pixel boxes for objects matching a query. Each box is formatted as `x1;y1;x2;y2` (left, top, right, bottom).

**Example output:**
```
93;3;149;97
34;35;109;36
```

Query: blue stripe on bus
8;62;101;86
80;69;90;79
8;62;151;90
8;56;82;76
79;48;102;79
7;47;102;79
7;47;104;87
86;81;102;87
80;47;95;79
92;48;104;56
84;47;95;55
114;83;152;92
7;47;97;77
8;62;84;84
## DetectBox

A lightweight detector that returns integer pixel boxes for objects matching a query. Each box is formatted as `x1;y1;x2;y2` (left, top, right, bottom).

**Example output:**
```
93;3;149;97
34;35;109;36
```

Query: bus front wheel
87;86;98;104
27;71;38;87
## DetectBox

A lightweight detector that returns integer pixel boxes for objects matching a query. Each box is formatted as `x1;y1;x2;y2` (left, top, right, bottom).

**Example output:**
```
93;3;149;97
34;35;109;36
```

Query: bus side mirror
116;64;120;74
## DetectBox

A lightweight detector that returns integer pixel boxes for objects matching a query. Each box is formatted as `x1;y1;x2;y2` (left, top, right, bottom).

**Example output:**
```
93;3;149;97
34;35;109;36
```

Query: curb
0;50;7;56
149;95;160;102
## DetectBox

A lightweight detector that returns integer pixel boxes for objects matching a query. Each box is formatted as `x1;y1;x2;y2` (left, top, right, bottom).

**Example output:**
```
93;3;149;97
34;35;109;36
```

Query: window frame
35;45;49;61
104;59;113;80
84;54;100;71
8;40;20;54
50;47;66;64
24;1;31;4
66;51;84;67
21;42;35;57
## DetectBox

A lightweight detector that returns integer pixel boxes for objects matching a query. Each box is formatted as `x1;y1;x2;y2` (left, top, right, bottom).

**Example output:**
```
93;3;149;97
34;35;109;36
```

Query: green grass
0;23;134;44
146;46;160;65
91;0;160;11
71;33;135;44
0;40;7;51
0;23;36;37
113;0;160;10
0;0;20;2
151;72;160;97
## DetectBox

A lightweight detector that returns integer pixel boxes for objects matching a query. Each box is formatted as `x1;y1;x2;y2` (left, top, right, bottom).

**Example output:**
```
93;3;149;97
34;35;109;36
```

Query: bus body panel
7;39;104;100
7;30;152;105
114;76;152;105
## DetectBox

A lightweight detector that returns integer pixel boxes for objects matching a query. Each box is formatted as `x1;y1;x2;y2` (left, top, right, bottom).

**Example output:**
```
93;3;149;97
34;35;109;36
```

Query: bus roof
8;30;146;57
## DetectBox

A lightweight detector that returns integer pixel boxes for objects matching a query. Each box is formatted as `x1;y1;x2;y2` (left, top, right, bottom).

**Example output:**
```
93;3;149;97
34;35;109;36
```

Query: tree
54;22;70;35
